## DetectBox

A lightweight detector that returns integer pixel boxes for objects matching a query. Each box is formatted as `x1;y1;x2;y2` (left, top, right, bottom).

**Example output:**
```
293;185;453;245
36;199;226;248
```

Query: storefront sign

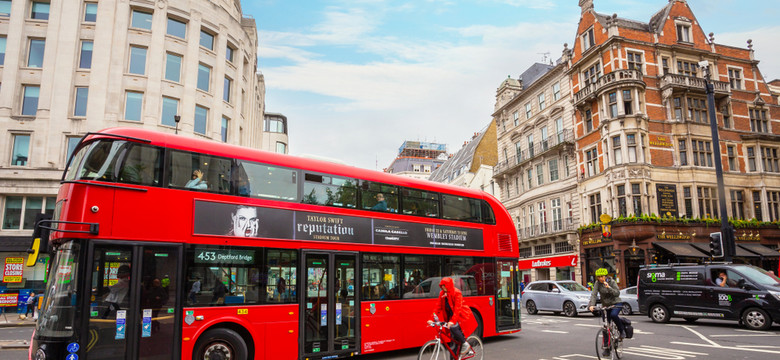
735;234;761;242
649;135;674;147
518;254;578;270
193;200;484;250
657;232;691;240
0;293;18;307
582;237;610;246
3;257;24;283
656;184;678;217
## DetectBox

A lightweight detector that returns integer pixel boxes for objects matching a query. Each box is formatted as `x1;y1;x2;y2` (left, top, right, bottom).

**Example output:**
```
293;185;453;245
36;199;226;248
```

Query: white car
522;280;592;317
619;286;639;315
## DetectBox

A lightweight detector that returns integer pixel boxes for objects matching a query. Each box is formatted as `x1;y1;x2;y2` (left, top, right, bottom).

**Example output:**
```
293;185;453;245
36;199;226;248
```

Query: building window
194;105;208;135
161;97;178;127
538;93;546;111
688;97;707;123
583;28;595;51
11;134;31;166
683;186;693;218
676;23;691;42
74;87;88;117
662;57;670;75
608;91;618;118
727;145;737;171
722;106;731;128
167;17;187;39
223;77;232;102
747;146;756;172
625;134;637;163
589;193;602;224
769;191;780;221
130;9;153;30
66;136;80;160
753;191;763;221
623;90;633;115
519;247;532;258
585;109;593;133
124;91;143;121
84;3;97;22
0;0;10;16
749;108;769;133
226;44;235;62
200;29;214;50
197;63;211;92
527;134;534;158
673;96;683;120
525;103;532;119
535;244;552;256
728;68;742;90
0;36;6;65
627;52;642;71
79;41;93;69
692;140;713;167
128;46;147;75
527;169;533;190
265;117;285;133
27;39;45;68
22;85;40;116
762;147;780;173
617;185;627;217
513;111;519;126
552;198;562;232
586;147;598;176
536;164;544;186
731;190;745;219
554;240;572;253
221;116;229;142
677;60;698;77
564;155;570;177
552;82;561;101
678;139;688;166
612;136;622;165
631;183;642;216
276;142;287;154
30;2;49;20
413;164;421;172
164;53;182;82
698;186;718;218
549;159;559;181
2;196;56;230
541;127;549;151
538;201;548;234
584;63;601;86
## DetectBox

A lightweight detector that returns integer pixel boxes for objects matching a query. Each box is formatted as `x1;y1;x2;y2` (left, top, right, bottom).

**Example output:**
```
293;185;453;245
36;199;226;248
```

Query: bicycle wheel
464;335;483;360
594;328;610;360
418;340;446;360
611;323;623;359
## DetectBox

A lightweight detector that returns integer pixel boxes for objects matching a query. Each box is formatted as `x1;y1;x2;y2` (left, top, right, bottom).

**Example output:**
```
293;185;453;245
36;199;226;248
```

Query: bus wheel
194;328;248;360
471;310;484;340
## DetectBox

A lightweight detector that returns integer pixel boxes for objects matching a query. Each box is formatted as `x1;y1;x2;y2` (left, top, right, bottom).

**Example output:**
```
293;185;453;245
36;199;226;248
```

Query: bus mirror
27;238;41;267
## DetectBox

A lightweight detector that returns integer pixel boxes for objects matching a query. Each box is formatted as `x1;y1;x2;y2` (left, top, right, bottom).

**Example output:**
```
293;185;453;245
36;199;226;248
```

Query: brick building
570;0;780;286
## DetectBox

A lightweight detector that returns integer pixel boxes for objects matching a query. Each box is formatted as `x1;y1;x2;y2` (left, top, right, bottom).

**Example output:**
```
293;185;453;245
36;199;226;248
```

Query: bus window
266;249;297;304
402;255;442;299
401;189;439;217
361;181;398;213
442;195;482;222
117;144;163;186
481;200;496;224
169;150;232;193
237;161;298;201
70;140;124;181
186;247;262;306
444;256;489;296
362;254;400;300
303;173;357;208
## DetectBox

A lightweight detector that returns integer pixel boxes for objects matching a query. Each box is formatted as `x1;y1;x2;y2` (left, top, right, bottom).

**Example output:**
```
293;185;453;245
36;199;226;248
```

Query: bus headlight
34;348;46;360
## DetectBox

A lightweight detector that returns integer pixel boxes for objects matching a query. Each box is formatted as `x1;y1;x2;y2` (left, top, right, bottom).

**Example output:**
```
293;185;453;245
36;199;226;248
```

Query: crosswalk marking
671;342;780;355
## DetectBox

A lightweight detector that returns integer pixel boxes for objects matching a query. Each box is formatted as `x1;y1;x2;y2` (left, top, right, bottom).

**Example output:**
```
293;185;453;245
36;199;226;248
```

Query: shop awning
738;243;780;257
653;242;709;258
689;242;759;258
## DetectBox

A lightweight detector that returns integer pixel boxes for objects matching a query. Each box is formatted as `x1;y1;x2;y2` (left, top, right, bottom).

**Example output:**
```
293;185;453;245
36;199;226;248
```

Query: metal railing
495;129;574;175
518;218;577;239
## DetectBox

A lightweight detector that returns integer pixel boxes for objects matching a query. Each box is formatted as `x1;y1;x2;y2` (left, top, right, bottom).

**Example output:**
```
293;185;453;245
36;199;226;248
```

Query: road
0;326;33;360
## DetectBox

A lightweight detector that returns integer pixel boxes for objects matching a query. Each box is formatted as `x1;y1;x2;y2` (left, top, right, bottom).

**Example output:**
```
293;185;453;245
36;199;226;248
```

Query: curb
0;344;29;350
0;322;36;328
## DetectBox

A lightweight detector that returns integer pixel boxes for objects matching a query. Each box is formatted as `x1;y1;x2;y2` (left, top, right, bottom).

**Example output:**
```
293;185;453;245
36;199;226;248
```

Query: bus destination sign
193;249;255;265
193;200;483;250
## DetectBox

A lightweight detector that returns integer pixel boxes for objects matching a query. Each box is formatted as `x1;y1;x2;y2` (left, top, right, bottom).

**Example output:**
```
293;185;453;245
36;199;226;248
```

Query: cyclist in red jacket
427;277;477;358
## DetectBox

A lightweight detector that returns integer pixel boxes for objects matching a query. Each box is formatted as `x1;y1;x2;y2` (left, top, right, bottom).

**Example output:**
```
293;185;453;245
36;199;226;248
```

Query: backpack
620;317;633;339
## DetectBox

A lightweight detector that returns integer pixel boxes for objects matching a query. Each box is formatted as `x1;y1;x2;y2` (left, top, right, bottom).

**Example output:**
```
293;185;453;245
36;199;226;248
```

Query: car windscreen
736;265;780;287
558;282;588;292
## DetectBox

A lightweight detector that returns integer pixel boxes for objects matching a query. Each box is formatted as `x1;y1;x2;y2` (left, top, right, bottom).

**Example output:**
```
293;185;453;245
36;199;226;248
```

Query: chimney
579;0;594;14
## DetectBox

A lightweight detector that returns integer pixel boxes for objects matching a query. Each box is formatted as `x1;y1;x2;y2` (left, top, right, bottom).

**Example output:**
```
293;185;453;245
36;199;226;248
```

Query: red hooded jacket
432;277;478;339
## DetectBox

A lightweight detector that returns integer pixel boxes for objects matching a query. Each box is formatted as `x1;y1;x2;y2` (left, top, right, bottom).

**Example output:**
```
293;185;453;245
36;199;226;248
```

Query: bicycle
593;305;623;360
418;321;483;360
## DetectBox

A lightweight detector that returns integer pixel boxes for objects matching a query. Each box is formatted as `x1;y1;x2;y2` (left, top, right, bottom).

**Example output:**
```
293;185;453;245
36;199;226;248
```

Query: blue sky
244;0;780;171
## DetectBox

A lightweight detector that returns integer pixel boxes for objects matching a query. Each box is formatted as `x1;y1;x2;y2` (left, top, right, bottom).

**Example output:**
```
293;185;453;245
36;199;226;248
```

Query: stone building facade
570;0;780;287
493;61;581;284
0;0;267;290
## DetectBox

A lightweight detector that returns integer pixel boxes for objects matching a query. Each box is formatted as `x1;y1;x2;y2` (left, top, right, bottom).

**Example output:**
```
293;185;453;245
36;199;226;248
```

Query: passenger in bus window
238;175;251;196
228;205;259;237
371;193;387;211
185;169;208;189
103;265;131;318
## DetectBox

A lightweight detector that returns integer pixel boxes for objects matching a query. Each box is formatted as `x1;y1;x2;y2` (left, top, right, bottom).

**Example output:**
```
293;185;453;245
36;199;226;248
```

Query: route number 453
197;251;216;261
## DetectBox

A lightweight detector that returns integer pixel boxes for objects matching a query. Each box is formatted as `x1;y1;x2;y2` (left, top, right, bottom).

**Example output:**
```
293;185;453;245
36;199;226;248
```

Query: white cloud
487;0;556;10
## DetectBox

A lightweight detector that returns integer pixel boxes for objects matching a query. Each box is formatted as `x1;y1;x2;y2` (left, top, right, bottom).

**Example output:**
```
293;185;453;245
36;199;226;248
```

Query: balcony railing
518;218;577;240
574;69;644;105
495;129;574;176
659;73;730;95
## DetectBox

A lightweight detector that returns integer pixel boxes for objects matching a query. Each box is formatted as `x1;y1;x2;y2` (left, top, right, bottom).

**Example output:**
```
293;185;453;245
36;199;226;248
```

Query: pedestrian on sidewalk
25;292;38;319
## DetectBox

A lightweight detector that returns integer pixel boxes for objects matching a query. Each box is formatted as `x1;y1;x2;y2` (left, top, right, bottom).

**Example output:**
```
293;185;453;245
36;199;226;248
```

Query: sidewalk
0;313;37;328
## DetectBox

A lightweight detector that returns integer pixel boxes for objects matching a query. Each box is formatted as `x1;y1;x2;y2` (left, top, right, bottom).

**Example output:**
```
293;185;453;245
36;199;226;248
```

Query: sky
245;0;780;171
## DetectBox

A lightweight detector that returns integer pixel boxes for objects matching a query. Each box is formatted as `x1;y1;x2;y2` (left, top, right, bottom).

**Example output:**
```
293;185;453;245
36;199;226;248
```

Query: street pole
700;60;735;262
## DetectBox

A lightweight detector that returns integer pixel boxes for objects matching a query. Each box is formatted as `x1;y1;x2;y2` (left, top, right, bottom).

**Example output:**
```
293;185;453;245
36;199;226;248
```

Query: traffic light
709;232;724;258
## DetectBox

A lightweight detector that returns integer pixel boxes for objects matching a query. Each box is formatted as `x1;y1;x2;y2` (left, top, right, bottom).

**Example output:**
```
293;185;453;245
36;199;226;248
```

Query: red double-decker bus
29;128;520;360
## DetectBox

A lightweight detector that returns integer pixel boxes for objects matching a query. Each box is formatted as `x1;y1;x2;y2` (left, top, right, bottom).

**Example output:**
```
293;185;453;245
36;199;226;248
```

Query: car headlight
768;290;780;301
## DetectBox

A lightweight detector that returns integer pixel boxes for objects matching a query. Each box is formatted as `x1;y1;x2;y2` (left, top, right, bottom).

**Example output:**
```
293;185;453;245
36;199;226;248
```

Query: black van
638;263;780;330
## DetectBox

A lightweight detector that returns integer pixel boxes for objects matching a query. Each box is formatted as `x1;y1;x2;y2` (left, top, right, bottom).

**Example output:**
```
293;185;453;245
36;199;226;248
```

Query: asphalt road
0;325;33;360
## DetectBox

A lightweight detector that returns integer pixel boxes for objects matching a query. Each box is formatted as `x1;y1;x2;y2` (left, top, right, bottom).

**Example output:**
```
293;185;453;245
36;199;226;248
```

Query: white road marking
573;324;602;328
671;342;780;355
736;345;780;349
710;334;780;337
541;330;569;334
633;329;654;335
679;325;720;347
548;354;598;359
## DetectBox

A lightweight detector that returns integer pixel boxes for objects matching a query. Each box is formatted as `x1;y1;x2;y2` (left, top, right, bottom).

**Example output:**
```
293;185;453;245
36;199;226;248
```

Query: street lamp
174;115;181;135
699;60;735;261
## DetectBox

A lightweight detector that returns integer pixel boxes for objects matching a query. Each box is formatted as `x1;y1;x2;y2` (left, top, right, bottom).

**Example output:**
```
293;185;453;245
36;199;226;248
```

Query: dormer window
676;23;691;42
583;28;595;51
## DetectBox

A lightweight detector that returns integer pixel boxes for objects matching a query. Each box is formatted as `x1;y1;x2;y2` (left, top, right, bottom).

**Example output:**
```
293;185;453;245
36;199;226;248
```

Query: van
638;263;780;330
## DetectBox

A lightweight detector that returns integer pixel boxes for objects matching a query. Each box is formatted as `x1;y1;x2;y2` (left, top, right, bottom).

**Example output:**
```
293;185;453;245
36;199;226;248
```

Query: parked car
638;263;780;330
619;286;639;315
522;280;591;317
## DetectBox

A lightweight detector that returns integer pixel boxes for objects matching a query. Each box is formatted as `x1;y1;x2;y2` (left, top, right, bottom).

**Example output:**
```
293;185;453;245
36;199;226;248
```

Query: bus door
301;251;358;359
85;242;182;360
495;259;521;331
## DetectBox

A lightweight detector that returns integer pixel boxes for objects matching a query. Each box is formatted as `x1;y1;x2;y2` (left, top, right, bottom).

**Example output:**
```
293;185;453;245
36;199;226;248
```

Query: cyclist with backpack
588;268;626;355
